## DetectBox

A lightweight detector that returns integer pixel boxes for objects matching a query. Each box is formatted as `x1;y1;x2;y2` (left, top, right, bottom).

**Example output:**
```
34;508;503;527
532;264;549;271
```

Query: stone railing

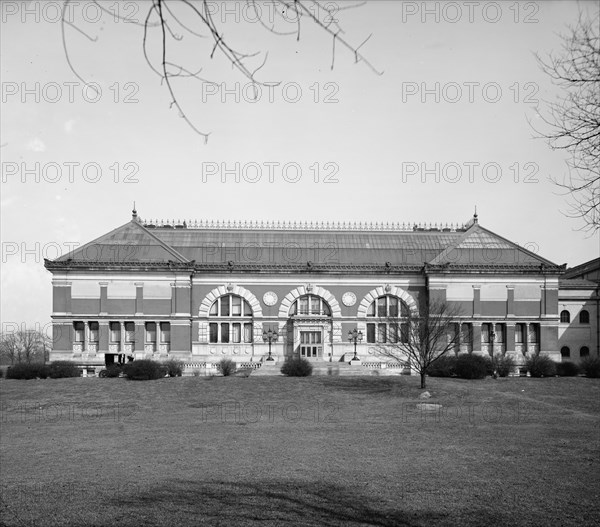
237;362;262;369
386;362;405;369
361;362;383;369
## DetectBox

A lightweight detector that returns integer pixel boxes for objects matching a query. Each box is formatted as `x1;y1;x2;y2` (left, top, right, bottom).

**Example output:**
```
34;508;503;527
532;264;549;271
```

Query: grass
0;375;598;526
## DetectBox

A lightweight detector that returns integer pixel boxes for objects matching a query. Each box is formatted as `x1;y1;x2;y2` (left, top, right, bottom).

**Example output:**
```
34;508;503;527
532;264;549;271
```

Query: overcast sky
1;0;599;329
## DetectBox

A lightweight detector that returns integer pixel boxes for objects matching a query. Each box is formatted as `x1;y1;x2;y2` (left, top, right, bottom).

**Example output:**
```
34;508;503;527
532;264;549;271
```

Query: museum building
44;209;596;375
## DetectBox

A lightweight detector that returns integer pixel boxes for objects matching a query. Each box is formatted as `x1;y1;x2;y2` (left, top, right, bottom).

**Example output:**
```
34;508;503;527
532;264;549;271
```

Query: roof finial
473;206;478;224
132;202;138;221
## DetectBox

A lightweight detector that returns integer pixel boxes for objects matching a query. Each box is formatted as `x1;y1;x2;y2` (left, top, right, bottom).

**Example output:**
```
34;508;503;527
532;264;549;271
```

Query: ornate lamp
262;328;278;361
348;328;363;361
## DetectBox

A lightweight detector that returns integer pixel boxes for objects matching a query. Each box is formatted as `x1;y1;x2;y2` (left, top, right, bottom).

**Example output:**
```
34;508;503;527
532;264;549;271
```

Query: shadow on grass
114;479;448;527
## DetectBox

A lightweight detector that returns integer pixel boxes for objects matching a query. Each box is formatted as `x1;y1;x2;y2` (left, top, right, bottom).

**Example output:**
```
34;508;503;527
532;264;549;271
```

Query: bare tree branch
533;11;600;232
60;0;381;142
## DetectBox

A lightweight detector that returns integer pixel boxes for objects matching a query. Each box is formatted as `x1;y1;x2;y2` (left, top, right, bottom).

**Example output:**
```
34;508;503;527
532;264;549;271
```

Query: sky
1;0;599;330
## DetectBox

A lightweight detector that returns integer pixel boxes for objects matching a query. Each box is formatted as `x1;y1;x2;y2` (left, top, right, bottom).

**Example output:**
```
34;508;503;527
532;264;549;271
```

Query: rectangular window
311;296;321;315
366;323;376;343
378;323;387;343
232;323;241;343
89;322;99;342
298;297;308;315
515;324;524;344
461;323;473;345
481;323;490;343
529;324;539;343
400;323;409;343
221;323;230;343
109;322;121;342
146;322;156;343
220;296;230;316
389;297;398;317
389;324;398;343
377;298;386;317
209;323;218;343
244;323;253;343
495;324;505;343
73;322;84;342
124;322;135;343
160;322;170;343
232;296;242;316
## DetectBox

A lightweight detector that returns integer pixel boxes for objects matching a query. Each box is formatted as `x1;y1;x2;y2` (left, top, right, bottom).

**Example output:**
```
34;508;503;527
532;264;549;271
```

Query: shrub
556;361;580;377
427;355;456;377
48;361;81;379
580;356;600;378
280;358;313;377
122;360;167;380
525;354;557;377
164;359;184;377
6;363;50;380
493;354;517;377
102;364;123;378
216;358;236;377
454;354;489;379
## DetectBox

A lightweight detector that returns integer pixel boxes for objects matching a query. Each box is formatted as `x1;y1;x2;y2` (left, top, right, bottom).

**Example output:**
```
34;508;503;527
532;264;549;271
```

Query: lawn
0;374;598;526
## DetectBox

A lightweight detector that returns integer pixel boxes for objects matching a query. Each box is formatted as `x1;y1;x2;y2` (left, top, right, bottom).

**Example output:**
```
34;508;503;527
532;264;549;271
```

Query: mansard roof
45;212;564;274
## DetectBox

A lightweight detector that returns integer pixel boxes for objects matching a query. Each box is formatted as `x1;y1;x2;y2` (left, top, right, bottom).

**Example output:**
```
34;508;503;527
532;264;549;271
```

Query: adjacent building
558;258;600;362
44;210;579;375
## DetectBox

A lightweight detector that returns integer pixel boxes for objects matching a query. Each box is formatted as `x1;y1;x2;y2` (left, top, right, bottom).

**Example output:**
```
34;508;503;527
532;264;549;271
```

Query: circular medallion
263;291;278;306
342;292;357;307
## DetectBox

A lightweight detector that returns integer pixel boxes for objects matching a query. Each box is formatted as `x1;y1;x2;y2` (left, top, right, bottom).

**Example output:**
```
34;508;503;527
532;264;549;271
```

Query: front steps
249;362;406;377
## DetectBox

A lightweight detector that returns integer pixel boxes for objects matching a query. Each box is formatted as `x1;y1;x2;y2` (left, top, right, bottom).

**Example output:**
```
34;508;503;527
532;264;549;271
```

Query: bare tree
0;332;20;365
373;300;462;390
534;11;600;232
61;0;381;142
0;329;49;365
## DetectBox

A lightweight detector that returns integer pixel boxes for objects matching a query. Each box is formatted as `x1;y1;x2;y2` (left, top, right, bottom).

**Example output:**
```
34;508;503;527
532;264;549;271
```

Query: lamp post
490;327;497;378
348;328;363;361
262;328;278;361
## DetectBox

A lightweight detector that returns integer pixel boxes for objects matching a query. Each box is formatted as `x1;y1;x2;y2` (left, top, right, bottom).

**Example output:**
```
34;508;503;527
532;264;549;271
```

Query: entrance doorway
300;331;322;359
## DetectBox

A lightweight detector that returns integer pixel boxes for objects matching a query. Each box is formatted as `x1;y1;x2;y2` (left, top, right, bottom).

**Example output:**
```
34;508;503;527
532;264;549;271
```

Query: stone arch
357;286;419;318
278;285;342;319
198;285;263;318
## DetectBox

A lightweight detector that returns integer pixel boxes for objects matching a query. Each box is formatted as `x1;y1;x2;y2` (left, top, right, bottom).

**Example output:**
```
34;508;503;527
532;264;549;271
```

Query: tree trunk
420;372;426;389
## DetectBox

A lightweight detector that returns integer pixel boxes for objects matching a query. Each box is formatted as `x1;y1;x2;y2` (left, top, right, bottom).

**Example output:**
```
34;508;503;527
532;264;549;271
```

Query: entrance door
300;331;322;360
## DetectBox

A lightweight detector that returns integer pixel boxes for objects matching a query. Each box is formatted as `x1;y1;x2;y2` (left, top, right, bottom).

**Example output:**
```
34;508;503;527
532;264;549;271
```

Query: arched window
366;295;409;344
580;346;590;358
560;310;570;323
579;310;590;324
208;294;253;344
560;346;570;358
289;295;331;316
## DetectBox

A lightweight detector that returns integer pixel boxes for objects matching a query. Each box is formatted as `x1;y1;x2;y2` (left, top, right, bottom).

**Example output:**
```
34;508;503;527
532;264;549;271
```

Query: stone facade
44;211;573;375
558;258;600;362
